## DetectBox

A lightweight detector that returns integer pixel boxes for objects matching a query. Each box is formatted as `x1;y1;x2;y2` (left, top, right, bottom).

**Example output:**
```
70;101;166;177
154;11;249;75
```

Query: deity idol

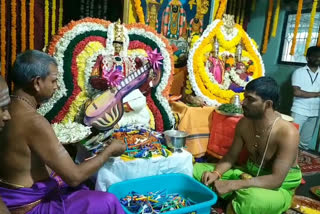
161;0;187;40
146;0;160;30
85;20;160;130
207;38;224;84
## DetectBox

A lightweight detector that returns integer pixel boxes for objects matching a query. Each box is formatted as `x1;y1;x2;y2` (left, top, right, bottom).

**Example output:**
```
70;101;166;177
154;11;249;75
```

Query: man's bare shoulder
236;117;251;133
275;119;299;146
13;111;53;136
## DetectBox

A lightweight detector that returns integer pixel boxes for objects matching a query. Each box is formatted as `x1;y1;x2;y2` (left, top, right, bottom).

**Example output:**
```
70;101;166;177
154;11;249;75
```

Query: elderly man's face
0;80;11;131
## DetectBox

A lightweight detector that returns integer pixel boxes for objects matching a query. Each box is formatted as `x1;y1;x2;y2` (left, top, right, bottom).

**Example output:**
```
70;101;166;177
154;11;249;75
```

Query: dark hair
11;50;57;88
245;76;279;109
306;46;320;57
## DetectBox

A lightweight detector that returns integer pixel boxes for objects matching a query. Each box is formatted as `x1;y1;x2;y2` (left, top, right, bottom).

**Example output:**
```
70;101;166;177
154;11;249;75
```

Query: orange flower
226;57;235;66
216;0;228;20
21;0;27;51
262;0;273;54
1;0;6;78
134;0;145;24
29;0;35;49
11;0;17;65
290;0;303;55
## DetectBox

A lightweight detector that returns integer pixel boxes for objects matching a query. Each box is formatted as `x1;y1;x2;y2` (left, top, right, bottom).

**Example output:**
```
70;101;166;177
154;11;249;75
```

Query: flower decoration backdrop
41;18;175;131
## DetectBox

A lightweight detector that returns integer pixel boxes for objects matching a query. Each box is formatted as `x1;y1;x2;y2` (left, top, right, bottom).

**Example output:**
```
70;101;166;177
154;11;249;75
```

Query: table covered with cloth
170;101;215;158
76;147;193;192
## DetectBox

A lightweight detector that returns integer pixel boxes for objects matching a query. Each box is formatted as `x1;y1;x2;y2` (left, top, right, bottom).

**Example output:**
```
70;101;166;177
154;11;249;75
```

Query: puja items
112;126;169;159
82;129;114;154
120;190;196;213
163;130;188;153
52;121;92;144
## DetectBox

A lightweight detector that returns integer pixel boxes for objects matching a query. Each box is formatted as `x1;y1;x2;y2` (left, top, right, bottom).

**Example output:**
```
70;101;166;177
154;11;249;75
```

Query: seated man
0;50;126;213
194;77;302;214
0;76;10;214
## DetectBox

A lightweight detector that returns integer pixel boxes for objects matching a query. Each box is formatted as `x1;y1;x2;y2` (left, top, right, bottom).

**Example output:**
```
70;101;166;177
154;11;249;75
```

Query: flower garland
11;0;17;65
52;0;56;36
216;0;228;19
216;24;242;50
187;19;264;105
44;18;174;130
39;21;109;116
236;0;241;24
61;41;105;124
304;0;318;55
240;0;246;26
21;0;27;51
262;0;273;54
134;0;145;24
146;106;155;130
0;0;5;78
271;0;280;37
29;0;35;49
44;0;49;48
290;0;303;55
59;0;63;29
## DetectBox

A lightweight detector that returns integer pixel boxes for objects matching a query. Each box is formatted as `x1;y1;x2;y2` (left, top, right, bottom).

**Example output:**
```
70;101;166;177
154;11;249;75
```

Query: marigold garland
46;18;174;130
236;0;241;24
271;0;280;37
11;0;17;65
29;0;35;49
240;0;246;26
62;41;105;124
59;0;63;29
134;0;145;24
216;0;228;20
213;0;220;21
21;0;27;51
44;0;49;48
304;0;318;55
191;20;263;103
262;0;273;54
290;0;303;55
52;0;56;36
1;0;6;78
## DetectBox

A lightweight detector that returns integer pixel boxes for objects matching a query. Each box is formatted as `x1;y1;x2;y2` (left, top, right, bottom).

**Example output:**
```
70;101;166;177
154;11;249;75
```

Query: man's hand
201;171;219;186
106;139;126;157
213;180;237;195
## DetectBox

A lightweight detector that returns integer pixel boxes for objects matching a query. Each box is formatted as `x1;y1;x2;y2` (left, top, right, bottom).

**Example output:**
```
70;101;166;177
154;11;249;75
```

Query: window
280;11;320;64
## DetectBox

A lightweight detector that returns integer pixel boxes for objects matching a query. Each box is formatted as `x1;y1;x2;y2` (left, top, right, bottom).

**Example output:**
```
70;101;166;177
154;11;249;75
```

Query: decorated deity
189;16;203;36
86;20;159;130
188;13;264;105
161;0;187;40
207;38;224;84
146;0;160;30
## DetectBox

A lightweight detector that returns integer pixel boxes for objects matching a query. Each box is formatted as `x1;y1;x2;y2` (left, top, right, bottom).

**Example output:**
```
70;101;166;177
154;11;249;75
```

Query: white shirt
291;65;320;117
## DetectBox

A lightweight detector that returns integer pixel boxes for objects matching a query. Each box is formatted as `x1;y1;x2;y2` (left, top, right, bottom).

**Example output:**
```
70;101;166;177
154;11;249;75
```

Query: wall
246;1;319;151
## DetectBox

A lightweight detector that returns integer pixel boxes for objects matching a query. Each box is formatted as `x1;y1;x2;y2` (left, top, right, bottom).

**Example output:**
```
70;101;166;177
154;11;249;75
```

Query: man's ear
32;76;41;92
265;100;273;109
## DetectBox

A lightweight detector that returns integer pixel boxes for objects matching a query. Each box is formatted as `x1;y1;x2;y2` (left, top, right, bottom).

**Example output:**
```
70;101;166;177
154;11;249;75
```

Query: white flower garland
128;27;175;128
220;26;239;41
38;22;108;116
187;19;265;106
41;21;175;128
187;20;220;106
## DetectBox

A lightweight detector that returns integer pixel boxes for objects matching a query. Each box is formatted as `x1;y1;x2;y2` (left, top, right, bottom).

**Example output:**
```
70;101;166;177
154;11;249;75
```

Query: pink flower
147;49;164;70
102;67;124;87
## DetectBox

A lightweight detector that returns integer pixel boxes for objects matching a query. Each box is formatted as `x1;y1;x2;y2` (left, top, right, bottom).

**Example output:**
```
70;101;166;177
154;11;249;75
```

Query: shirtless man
0;50;126;213
0;76;10;214
194;77;302;214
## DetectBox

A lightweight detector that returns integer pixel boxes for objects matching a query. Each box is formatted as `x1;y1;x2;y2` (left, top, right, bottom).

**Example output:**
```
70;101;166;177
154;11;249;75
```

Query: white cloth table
94;149;193;191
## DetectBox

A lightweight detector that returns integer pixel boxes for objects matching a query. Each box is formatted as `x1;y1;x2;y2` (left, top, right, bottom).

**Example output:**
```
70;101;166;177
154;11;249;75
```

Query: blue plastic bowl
108;173;218;214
